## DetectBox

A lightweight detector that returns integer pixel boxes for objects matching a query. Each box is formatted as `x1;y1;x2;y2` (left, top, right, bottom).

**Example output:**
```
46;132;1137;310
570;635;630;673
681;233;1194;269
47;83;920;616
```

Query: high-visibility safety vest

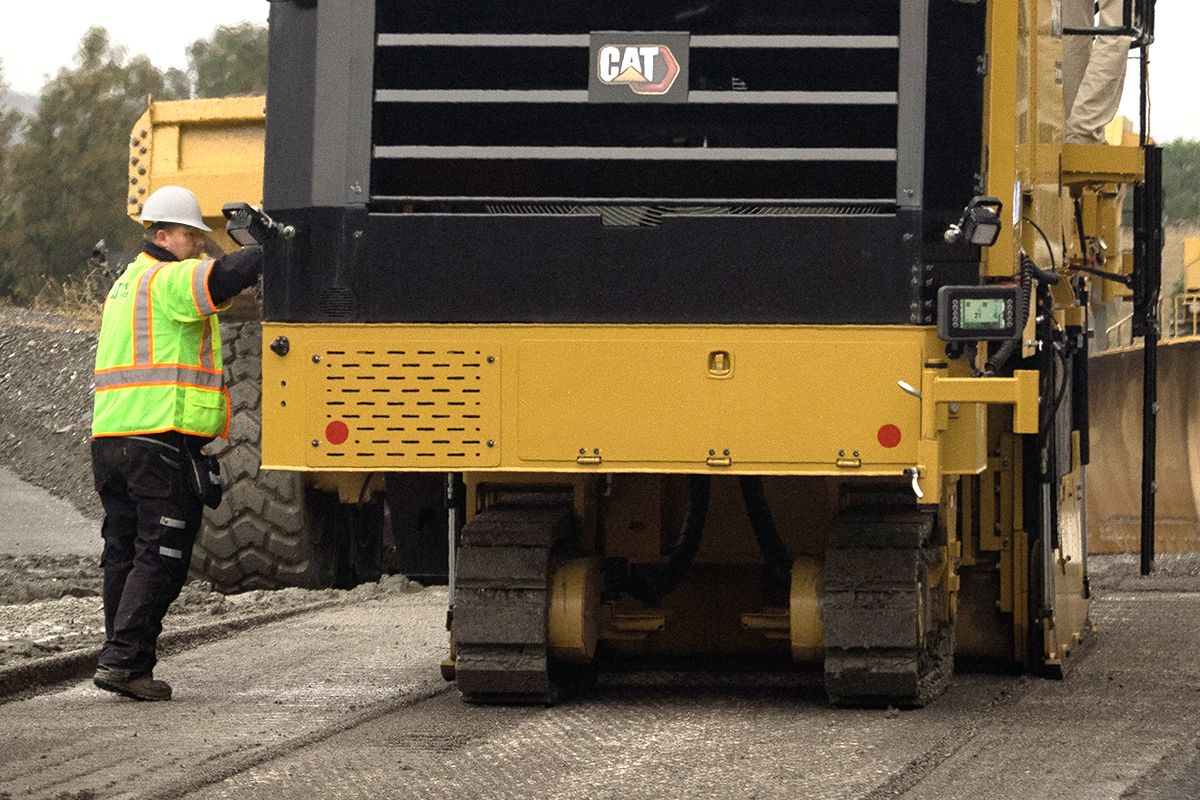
92;251;230;439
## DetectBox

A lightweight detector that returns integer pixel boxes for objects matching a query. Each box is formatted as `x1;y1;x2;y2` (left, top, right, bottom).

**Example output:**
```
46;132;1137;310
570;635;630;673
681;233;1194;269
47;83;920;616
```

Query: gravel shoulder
0;305;100;519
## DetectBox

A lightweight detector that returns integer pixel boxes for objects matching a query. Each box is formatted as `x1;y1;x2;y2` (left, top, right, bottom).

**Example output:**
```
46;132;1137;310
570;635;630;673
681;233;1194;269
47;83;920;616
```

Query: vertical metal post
895;0;929;210
1133;144;1163;576
1041;483;1055;614
1140;328;1158;574
446;472;458;629
1074;325;1091;579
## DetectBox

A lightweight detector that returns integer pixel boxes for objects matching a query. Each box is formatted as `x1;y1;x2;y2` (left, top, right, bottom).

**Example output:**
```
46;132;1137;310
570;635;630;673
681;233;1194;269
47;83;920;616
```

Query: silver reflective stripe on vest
193;260;217;316
134;261;166;363
159;546;184;559
95;365;224;390
159;517;186;530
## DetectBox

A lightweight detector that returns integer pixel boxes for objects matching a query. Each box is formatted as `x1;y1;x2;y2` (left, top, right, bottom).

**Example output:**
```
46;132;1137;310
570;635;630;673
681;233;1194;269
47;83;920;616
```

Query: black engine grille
370;0;904;208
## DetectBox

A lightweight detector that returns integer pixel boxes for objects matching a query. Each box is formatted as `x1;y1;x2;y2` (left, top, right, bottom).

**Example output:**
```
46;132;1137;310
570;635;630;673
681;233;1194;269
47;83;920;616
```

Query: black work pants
92;436;204;677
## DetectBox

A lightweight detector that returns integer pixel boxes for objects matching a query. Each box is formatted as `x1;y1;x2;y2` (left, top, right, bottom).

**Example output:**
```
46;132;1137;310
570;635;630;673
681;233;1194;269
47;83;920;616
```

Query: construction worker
90;185;262;701
1063;0;1132;144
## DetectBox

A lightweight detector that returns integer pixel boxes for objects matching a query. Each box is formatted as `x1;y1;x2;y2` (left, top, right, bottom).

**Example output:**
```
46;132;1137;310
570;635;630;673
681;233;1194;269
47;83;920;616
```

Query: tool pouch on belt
187;452;223;509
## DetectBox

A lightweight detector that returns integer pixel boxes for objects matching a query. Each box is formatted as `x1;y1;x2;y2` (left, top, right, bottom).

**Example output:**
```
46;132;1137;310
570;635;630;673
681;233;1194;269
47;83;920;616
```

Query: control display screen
958;298;1007;329
937;285;1020;342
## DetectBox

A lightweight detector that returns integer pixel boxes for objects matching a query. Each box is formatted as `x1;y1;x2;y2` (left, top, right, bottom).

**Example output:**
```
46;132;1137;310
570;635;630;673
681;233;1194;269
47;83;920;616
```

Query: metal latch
835;449;861;468
706;449;731;467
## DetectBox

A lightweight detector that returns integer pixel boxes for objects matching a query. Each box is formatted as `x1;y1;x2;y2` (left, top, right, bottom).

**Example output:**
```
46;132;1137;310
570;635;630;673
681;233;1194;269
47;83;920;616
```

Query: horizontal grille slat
371;196;897;207
375;90;897;105
376;1;902;36
373;102;895;150
375;146;896;162
377;34;900;49
372;159;895;201
373;45;898;93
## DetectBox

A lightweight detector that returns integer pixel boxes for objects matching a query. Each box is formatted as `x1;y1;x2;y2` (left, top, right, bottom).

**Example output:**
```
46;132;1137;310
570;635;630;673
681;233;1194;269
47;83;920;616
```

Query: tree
0;61;26;296
1163;139;1200;223
186;23;268;99
0;63;21;159
0;28;171;300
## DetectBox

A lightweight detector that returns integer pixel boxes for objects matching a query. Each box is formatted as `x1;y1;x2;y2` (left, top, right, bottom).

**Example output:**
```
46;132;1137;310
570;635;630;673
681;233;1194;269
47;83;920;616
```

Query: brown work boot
93;668;173;701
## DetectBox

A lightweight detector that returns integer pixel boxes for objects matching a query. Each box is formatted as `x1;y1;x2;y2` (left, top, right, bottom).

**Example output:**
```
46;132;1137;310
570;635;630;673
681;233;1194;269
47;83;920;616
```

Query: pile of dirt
0;306;99;519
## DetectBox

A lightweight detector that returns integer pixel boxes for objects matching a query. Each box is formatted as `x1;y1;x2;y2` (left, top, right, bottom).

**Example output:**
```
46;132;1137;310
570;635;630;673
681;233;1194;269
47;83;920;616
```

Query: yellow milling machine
127;0;1163;707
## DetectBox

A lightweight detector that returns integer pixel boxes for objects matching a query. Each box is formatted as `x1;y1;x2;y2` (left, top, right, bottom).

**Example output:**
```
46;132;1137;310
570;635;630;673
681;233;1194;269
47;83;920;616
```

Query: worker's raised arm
208;245;263;307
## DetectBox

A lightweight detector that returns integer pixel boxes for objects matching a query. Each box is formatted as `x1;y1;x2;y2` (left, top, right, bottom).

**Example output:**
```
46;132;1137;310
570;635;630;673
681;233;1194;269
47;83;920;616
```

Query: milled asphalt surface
3;469;1199;799
2;564;1199;800
0;465;97;555
179;585;1200;800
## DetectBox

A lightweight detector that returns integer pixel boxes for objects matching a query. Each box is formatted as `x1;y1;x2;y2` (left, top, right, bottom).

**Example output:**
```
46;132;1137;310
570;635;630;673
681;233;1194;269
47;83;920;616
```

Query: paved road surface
0;466;97;556
3;565;1200;800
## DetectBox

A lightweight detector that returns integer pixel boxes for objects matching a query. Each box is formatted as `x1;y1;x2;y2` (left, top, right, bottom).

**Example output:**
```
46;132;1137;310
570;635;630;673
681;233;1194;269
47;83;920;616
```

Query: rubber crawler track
453;494;574;704
822;507;955;708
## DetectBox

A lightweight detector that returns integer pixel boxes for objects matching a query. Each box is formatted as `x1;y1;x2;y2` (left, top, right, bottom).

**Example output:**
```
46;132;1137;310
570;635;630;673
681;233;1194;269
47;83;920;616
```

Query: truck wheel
191;319;357;592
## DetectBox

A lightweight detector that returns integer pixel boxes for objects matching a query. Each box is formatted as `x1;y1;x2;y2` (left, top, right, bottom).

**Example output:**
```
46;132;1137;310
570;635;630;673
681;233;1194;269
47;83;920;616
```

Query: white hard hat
139;185;213;232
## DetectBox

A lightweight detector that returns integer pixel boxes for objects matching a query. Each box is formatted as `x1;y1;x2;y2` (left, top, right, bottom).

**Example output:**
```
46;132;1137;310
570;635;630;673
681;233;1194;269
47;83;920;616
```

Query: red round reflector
325;420;349;445
877;424;902;449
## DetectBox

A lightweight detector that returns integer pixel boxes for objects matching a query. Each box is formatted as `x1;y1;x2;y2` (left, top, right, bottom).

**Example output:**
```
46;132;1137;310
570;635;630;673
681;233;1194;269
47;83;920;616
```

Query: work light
944;196;1004;247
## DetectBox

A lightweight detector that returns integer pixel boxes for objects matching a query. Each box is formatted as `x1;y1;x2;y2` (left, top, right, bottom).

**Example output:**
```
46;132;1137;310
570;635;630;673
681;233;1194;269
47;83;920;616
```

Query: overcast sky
0;1;1196;141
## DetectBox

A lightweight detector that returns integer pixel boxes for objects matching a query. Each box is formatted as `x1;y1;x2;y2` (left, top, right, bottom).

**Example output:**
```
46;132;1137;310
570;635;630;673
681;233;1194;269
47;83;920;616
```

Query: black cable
738;476;792;597
1039;348;1070;441
1022;217;1058;271
1073;197;1091;267
984;255;1037;376
357;472;375;507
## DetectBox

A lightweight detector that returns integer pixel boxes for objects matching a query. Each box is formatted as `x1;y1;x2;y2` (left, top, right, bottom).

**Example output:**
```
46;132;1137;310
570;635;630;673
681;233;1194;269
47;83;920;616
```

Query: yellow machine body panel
128;96;266;252
514;335;923;468
264;323;933;474
262;323;1037;494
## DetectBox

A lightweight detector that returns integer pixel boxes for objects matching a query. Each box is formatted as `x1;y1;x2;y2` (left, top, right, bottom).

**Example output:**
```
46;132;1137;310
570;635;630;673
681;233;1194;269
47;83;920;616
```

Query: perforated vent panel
309;343;500;468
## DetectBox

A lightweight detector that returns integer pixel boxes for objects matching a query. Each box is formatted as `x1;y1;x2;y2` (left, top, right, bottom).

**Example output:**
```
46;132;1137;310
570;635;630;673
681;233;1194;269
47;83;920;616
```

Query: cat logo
596;44;681;96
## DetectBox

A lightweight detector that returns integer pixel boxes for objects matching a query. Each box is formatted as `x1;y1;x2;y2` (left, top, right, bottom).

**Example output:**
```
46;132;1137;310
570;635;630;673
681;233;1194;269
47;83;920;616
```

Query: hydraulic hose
626;475;711;606
738;475;792;590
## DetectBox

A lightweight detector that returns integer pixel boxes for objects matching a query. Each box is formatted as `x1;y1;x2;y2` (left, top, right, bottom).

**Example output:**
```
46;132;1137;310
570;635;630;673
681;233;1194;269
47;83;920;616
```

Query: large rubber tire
190;319;341;593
